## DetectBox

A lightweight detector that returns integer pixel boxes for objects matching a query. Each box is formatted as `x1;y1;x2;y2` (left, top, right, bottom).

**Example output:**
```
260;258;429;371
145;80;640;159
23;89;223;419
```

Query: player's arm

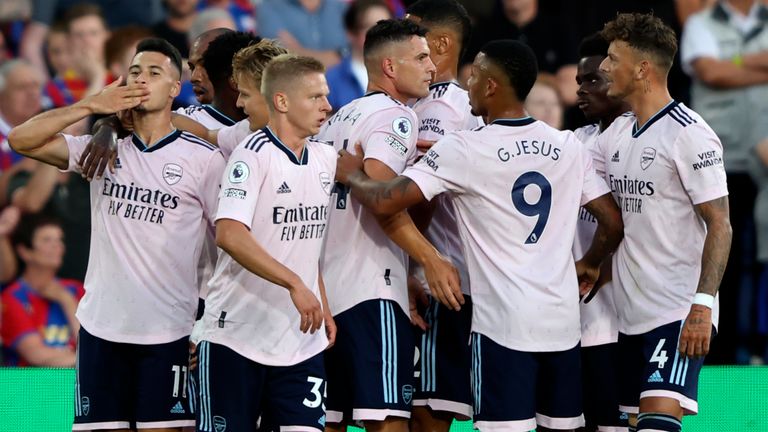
578;193;624;302
216;219;323;334
339;147;463;310
336;146;426;216
171;113;219;145
9;80;149;169
679;196;732;357
318;269;336;347
78;115;122;180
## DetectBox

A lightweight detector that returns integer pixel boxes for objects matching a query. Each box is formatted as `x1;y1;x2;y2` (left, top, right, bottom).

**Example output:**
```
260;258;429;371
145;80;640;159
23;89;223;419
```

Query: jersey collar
202;104;237;126
632;100;677;138
263;127;309;166
132;129;182;153
490;117;536;127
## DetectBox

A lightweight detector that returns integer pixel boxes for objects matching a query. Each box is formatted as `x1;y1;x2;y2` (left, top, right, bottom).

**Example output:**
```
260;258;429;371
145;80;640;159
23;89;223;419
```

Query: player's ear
434;33;450;56
635;59;650;80
274;91;289;113
228;76;238;92
485;76;497;97
170;80;181;98
382;57;396;79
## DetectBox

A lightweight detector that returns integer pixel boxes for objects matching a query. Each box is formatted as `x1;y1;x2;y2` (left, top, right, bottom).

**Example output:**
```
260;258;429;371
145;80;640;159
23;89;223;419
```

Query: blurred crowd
0;0;766;368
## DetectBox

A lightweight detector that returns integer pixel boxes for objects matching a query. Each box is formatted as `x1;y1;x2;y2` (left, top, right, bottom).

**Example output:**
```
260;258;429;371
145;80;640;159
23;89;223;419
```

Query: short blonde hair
231;39;288;89
261;54;325;108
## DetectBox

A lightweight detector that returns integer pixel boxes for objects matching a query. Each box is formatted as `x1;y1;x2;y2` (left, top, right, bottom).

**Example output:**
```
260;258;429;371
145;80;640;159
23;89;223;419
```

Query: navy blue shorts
194;340;327;432
582;342;625;430
325;299;415;424
73;327;194;430
413;296;473;418
618;320;715;415
471;333;584;431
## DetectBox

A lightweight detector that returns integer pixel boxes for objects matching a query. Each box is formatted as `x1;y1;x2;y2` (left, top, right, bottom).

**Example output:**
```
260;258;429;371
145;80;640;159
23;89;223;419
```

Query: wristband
732;54;743;67
693;293;715;309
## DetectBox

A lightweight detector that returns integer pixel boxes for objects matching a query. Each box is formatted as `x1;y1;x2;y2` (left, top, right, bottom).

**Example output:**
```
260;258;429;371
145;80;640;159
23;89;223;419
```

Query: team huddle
7;1;731;432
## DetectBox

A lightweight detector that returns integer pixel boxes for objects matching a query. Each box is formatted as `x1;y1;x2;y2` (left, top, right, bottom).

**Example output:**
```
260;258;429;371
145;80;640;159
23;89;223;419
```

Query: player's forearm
172;113;219;146
347;172;413;216
696;216;732;296
376;211;439;266
216;221;304;291
582;194;624;267
318;272;331;313
9;101;93;154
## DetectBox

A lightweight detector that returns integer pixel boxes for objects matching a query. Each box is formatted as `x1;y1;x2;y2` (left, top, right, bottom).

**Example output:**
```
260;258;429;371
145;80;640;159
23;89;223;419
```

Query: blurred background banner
1;366;767;432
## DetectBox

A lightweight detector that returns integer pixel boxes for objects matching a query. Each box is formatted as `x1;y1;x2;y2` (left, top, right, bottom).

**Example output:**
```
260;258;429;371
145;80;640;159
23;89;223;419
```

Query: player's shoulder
574;123;600;141
177;104;204;118
658;102;715;142
176;131;217;153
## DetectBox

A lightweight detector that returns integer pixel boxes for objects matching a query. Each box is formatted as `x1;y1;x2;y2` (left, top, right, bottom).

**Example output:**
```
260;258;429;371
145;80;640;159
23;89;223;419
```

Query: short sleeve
672;125;729;205
415;99;465;142
402;133;469;201
200;150;227;225
61;134;93;173
0;290;37;348
362;109;418;173
578;141;611;206
217;120;252;159
215;146;266;229
680;14;720;76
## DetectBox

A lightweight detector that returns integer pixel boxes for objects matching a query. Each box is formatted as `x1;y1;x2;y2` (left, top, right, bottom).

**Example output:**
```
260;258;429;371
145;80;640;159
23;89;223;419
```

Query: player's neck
267;118;306;159
486;102;527;124
367;80;408;104
212;93;246;122
627;84;673;130
22;268;57;291
433;66;458;85
598;103;631;132
132;109;176;147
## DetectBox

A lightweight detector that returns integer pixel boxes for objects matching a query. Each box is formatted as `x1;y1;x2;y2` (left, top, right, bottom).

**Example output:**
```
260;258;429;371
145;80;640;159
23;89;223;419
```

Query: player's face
286;72;332;137
393;36;435;99
26;225;65;270
466;53;489;117
576;55;619;121
600;40;636;100
235;74;269;131
188;38;214;104
128;51;180;113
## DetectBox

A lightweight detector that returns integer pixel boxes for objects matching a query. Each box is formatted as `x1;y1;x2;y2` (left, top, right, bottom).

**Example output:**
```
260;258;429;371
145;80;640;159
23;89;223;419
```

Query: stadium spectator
0;59;43;178
463;0;580;107
0;206;20;284
257;0;349;67
681;0;768;364
42;23;76;110
199;0;256;33
189;7;236;42
41;4;115;109
20;0;163;78
525;73;564;130
0;31;9;65
105;26;155;81
1;217;83;367
153;0;199;58
326;0;392;111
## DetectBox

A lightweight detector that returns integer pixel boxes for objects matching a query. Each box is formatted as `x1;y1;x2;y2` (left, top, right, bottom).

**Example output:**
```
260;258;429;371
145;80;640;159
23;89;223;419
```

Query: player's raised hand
289;284;323;334
408;275;430;331
84;78;150;115
423;252;463;311
679;304;712;357
335;142;365;184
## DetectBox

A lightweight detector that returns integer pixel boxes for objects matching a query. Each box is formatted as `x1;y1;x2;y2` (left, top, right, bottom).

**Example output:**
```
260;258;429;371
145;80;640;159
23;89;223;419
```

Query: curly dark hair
202;31;261;91
601;12;678;71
